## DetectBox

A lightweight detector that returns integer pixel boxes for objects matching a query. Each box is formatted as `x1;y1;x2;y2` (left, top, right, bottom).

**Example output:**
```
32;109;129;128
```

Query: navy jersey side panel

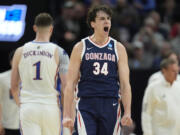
78;37;119;98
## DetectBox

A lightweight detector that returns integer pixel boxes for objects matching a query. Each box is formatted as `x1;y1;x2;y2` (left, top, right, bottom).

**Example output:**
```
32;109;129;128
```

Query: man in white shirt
148;51;179;84
0;51;20;135
142;58;180;135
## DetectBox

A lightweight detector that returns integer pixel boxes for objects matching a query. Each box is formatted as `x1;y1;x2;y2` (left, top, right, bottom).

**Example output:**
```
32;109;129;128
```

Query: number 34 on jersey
93;62;108;76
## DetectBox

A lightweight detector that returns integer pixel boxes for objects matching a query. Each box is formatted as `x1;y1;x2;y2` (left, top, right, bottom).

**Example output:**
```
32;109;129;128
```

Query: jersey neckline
88;36;110;48
31;41;50;44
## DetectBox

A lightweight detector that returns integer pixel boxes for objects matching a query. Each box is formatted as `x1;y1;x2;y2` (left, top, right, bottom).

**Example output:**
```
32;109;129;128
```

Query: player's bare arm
117;42;132;126
11;47;22;107
63;41;83;128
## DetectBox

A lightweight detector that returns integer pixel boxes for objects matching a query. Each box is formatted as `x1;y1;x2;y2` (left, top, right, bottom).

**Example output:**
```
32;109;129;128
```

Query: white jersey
0;70;19;129
19;41;59;104
142;77;180;135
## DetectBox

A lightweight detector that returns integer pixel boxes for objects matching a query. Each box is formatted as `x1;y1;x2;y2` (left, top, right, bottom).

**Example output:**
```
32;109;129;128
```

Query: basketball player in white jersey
11;13;69;135
0;51;20;135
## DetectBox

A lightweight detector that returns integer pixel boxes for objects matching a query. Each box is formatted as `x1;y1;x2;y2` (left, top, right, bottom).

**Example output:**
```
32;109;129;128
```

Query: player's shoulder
49;42;59;46
43;42;60;50
14;46;23;55
20;41;35;50
81;36;89;42
55;44;65;52
25;41;58;47
50;42;66;51
109;36;117;42
23;41;36;47
68;41;83;59
116;41;125;50
57;46;69;57
73;41;83;51
114;40;127;57
23;41;31;46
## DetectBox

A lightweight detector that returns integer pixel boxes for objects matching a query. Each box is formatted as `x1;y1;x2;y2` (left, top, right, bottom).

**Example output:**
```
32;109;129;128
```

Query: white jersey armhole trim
113;39;119;62
56;46;61;67
47;43;58;67
81;38;86;61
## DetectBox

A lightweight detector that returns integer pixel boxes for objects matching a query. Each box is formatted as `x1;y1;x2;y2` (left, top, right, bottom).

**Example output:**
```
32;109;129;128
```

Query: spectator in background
168;2;180;39
171;22;180;54
73;2;90;40
112;0;140;43
152;41;172;69
128;41;153;69
52;1;81;56
157;0;175;36
84;0;117;7
142;58;180;135
52;1;89;56
148;50;179;84
0;51;20;135
170;22;180;39
157;0;175;22
133;17;164;56
148;11;169;39
133;0;156;17
48;0;64;18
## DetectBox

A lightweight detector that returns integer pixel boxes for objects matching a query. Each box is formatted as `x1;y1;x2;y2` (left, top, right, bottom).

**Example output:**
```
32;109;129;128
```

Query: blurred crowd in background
47;0;180;70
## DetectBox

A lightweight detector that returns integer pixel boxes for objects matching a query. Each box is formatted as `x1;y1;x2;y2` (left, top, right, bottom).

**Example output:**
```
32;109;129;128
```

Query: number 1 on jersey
33;61;42;80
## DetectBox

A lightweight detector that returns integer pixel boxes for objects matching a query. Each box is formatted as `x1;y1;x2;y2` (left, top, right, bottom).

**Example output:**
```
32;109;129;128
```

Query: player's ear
161;68;165;74
49;25;53;33
33;25;37;32
90;21;95;29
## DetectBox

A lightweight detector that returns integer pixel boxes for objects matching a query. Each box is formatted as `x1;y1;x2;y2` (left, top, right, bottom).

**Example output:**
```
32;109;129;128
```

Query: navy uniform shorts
73;97;121;135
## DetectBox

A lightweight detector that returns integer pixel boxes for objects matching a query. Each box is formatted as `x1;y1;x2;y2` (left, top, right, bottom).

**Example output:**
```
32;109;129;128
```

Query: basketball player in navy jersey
63;5;132;135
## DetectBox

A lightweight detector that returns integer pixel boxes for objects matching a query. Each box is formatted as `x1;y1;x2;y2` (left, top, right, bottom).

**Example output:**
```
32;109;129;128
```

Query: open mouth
104;27;109;32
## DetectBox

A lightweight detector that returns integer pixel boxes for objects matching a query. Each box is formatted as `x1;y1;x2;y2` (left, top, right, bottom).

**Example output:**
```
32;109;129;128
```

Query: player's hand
63;118;74;129
121;114;132;126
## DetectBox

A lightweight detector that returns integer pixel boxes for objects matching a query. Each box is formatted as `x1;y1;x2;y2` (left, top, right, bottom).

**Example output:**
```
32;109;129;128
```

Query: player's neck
91;34;109;46
34;33;50;42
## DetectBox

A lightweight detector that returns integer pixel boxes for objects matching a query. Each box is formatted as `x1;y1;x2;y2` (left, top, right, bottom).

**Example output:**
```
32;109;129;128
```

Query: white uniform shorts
20;103;61;135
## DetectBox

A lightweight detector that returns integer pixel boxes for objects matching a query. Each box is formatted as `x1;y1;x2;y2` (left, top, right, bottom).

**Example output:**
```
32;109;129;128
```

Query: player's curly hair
87;5;113;30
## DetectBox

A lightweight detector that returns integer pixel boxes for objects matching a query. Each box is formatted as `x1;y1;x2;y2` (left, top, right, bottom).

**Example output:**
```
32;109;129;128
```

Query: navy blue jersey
77;37;120;98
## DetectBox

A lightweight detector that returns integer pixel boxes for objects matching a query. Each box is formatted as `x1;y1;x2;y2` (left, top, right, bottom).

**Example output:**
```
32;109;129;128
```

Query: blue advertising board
0;4;27;42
